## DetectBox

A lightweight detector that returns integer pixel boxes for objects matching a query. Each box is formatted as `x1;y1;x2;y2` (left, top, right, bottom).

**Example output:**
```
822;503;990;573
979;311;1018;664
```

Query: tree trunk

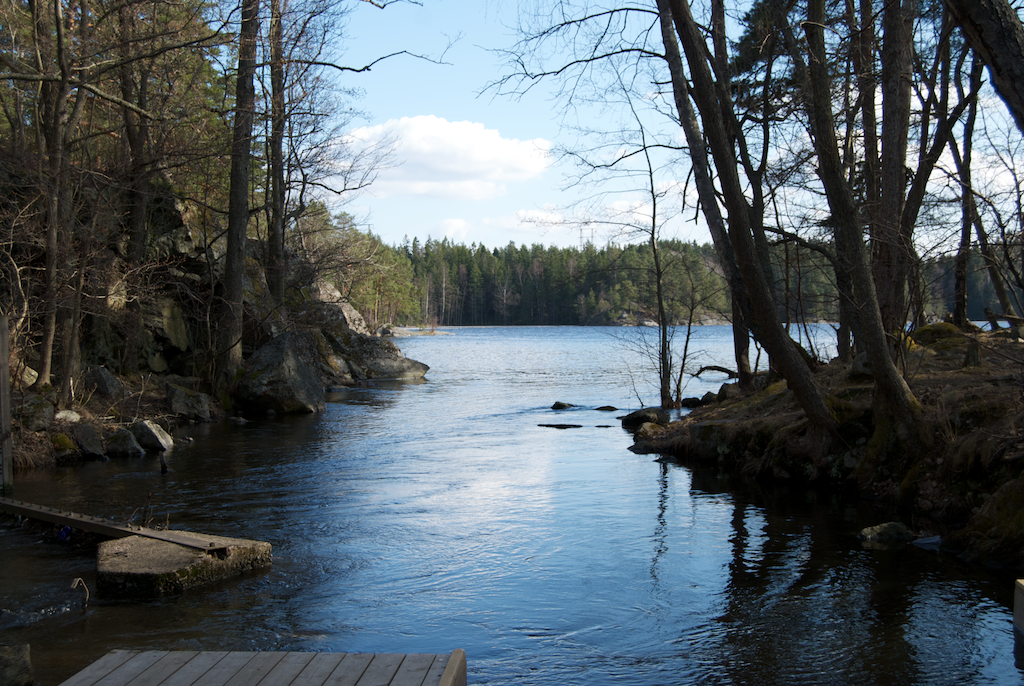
655;0;754;391
267;0;286;303
218;0;260;390
873;0;915;337
945;0;1024;134
665;0;838;438
790;0;921;447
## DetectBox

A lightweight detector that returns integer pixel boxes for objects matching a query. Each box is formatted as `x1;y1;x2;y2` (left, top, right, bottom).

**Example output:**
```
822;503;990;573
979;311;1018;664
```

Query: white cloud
349;115;552;200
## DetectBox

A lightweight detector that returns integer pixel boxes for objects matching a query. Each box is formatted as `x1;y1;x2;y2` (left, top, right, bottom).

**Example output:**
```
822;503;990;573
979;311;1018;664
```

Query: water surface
2;326;1021;685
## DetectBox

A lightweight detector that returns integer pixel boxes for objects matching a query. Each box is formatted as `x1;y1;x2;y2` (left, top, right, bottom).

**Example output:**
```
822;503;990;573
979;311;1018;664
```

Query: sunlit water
2;326;1022;685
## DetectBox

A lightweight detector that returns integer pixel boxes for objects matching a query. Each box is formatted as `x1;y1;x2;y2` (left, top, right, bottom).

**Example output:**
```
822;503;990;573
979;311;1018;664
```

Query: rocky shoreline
8;296;428;469
625;323;1024;571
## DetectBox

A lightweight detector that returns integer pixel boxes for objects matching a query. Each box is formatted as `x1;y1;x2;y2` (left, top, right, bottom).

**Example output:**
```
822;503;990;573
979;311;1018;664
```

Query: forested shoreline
339;225;1019;332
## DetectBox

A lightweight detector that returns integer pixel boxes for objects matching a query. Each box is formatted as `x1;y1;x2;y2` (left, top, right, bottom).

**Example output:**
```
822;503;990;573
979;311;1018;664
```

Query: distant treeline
330;221;1014;330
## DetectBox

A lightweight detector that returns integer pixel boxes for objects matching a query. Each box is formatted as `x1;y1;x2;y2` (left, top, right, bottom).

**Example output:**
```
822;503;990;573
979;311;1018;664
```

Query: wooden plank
89;651;170;686
420;655;450;686
221;652;286;686
254;652;316;686
437;650;466;686
352;654;405;686
59;650;140;686
156;652;231;686
388;654;436;686
126;651;200;686
190;652;260;686
289;653;347;686
63;651;467;686
0;498;227;552
322;654;374;686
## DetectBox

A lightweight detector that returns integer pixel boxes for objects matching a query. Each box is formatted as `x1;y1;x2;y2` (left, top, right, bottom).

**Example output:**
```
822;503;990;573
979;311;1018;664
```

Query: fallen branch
692;365;738;378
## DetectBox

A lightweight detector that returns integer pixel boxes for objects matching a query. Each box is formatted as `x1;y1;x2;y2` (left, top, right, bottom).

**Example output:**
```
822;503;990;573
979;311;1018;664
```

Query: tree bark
873;0;915;337
267;0;286;303
218;0;260;390
945;0;1024;134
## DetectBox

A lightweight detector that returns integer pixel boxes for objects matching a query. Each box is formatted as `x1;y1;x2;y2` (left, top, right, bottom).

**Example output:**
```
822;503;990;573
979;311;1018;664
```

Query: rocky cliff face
73;191;428;414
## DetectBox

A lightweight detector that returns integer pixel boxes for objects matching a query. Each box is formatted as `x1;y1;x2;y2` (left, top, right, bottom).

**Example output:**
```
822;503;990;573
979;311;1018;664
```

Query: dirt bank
631;323;1024;571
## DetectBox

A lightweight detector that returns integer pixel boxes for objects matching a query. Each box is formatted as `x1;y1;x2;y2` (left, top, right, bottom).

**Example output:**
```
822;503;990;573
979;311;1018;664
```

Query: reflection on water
1;327;1021;685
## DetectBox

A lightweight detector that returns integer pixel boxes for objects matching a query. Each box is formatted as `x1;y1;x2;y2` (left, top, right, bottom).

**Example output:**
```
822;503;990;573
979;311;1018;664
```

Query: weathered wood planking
59;650;467;686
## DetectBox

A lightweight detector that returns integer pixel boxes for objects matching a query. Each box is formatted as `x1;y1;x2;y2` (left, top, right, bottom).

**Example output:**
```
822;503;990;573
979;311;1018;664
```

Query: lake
3;325;1022;685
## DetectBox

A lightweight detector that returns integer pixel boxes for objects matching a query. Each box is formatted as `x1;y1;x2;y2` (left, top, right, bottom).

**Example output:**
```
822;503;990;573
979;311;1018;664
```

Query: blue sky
335;0;709;251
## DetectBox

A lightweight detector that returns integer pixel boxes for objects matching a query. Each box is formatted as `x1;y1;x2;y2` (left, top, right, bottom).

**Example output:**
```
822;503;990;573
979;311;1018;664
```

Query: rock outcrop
236;331;327;414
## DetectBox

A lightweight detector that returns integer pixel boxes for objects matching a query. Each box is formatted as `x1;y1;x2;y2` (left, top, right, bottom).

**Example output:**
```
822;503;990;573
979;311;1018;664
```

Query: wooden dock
59;649;467;686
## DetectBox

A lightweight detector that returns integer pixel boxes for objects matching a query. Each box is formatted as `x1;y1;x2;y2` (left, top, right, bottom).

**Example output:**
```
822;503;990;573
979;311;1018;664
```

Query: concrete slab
97;531;272;596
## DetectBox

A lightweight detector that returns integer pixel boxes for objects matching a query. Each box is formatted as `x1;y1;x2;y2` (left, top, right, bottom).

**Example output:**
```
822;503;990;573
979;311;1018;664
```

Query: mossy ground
639;325;1024;570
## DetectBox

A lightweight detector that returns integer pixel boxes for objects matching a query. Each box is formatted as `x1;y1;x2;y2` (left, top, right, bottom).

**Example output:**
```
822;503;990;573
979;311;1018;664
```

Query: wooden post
1;315;11;495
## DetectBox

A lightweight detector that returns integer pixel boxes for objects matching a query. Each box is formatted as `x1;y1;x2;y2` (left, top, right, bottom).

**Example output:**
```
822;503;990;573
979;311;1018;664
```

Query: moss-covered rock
910;322;963;346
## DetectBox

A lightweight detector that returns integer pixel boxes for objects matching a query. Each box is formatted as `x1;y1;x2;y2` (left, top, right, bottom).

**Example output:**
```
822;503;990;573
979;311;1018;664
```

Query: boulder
552;401;575;410
679;397;702;408
236;331;326;413
54;409;81;423
166;383;212;422
910;321;961;346
72;423;107;459
19;367;37;387
634;422;663;440
130;420;174;452
18;395;53;432
84;365;123;396
718;383;743;401
106;428;145;458
700;391;719;405
621;407;669;430
50;433;77;460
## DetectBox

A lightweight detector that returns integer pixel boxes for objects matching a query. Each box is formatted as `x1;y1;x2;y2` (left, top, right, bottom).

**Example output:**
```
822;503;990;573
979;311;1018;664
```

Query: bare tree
218;0;261;389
